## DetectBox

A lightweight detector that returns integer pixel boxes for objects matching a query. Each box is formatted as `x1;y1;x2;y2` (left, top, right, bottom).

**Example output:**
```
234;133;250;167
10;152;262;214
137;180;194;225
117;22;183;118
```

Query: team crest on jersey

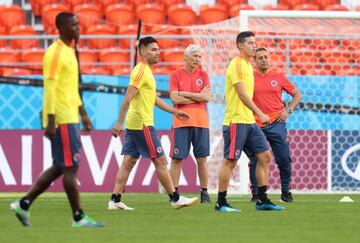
173;148;179;155
270;80;278;87
73;153;80;161
235;150;241;156
196;79;203;86
157;146;163;153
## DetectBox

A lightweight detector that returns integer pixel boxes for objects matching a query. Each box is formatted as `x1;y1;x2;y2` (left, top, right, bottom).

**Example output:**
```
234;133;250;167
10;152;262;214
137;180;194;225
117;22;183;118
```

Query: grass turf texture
0;193;359;243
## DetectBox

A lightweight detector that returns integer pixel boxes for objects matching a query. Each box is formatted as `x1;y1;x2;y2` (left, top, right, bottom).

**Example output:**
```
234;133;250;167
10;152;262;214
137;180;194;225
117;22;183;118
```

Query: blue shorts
223;123;269;160
170;127;210;160
121;126;164;159
51;123;81;168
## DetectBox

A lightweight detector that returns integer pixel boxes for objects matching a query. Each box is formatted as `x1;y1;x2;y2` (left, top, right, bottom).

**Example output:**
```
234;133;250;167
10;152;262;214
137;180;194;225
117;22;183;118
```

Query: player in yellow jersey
10;12;103;227
215;31;284;212
108;37;198;210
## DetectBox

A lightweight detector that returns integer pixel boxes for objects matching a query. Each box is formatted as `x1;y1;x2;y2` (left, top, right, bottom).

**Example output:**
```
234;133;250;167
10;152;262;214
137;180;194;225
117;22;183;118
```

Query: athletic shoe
200;191;211;203
10;201;31;227
108;200;135;210
256;198;284;211
72;214;104;228
280;191;294;203
214;202;241;212
171;196;198;209
249;193;258;203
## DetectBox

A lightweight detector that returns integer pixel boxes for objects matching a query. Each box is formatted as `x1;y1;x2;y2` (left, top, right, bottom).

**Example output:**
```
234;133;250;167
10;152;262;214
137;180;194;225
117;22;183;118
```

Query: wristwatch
287;108;293;115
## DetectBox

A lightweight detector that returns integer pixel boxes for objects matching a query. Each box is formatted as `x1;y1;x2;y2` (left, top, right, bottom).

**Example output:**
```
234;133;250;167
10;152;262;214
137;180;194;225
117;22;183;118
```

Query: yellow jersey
125;63;156;130
42;39;82;127
223;56;255;125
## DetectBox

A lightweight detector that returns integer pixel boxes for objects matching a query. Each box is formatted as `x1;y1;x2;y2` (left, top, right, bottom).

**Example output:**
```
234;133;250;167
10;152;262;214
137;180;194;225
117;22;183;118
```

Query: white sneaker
171;196;199;209
108;200;135;211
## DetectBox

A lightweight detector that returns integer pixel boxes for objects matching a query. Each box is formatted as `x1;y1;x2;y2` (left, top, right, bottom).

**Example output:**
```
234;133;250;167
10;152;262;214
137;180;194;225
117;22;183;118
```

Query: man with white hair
169;44;212;203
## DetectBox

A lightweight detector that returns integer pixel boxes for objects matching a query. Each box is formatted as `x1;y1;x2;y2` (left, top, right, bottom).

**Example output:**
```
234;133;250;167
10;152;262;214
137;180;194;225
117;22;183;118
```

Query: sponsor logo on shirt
174;148;179;155
196;79;203;86
270;80;278;87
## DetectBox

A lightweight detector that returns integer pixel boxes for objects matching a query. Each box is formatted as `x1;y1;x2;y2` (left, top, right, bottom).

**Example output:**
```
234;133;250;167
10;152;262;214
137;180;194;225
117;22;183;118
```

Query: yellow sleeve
229;58;243;85
129;63;146;89
43;45;62;114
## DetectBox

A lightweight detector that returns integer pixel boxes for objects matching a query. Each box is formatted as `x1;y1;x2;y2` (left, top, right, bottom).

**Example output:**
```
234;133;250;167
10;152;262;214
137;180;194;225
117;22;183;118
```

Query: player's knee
258;151;271;165
171;159;182;166
123;157;137;170
224;159;237;169
61;166;78;175
153;156;167;169
196;157;207;167
129;158;137;168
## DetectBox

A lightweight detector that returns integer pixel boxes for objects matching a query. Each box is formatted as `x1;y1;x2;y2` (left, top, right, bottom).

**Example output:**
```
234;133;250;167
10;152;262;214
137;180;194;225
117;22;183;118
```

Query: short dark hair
55;12;75;30
255;47;268;54
138;36;158;50
236;31;255;44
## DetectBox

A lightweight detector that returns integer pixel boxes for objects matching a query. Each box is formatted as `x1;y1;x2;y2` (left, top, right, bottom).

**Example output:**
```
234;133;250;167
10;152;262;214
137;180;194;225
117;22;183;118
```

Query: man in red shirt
248;47;302;203
169;44;212;203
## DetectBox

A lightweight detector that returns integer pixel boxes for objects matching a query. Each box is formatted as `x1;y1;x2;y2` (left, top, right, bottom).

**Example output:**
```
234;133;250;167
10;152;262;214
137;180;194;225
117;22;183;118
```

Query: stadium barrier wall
1;130;359;193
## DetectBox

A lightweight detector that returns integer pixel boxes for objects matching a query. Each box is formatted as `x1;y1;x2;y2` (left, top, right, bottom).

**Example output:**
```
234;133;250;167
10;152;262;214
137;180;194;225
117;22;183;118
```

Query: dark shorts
51;123;81;168
223;123;269;160
121;126;164;159
170;127;210;160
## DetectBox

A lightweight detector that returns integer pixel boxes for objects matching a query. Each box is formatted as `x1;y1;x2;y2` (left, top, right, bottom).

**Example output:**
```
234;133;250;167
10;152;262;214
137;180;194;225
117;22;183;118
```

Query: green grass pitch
1;193;359;243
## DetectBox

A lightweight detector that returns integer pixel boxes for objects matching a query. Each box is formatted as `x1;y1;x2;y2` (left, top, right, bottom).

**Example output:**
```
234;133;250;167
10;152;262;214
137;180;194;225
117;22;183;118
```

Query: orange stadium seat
324;4;349;11
136;3;166;25
111;67;131;76
164;48;184;70
0;5;26;31
152;66;170;75
9;25;40;49
279;0;307;8
177;28;193;47
293;4;320;10
78;49;98;71
92;0;118;11
0;28;6;48
357;6;360;11
61;0;89;11
199;4;228;24
30;0;57;16
167;4;197;26
86;24;117;49
74;4;103;31
21;48;45;74
313;0;339;9
263;4;289;10
42;4;69;34
2;68;32;76
270;51;286;63
124;0;152;6
0;48;20;73
99;49;130;73
118;25;138;48
217;0;246;8
230;4;256;17
146;25;179;49
82;67;110;75
105;4;135;27
157;0;184;10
